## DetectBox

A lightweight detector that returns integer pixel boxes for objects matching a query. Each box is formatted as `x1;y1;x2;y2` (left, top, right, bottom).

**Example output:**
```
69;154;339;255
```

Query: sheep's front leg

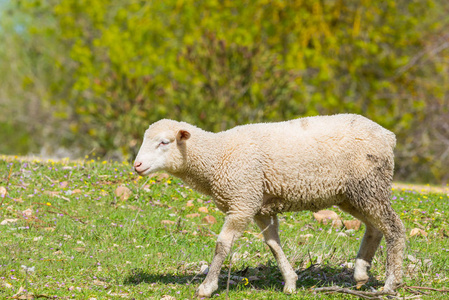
195;213;252;298
255;215;298;294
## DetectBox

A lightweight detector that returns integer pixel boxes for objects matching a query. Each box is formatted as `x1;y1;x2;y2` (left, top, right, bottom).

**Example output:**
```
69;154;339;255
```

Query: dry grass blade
405;285;449;293
314;286;395;299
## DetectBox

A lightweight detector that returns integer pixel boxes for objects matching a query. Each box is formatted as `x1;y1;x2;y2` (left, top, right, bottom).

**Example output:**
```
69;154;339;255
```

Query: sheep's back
222;114;395;212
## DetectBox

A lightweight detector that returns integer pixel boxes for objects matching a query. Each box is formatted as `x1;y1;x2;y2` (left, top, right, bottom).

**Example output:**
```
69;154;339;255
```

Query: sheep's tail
385;130;397;150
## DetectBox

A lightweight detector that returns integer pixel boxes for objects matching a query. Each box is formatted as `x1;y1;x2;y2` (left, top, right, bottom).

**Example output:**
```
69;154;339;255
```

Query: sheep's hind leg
254;215;298;294
340;201;405;293
339;202;383;287
354;225;383;287
195;213;252;298
375;207;405;293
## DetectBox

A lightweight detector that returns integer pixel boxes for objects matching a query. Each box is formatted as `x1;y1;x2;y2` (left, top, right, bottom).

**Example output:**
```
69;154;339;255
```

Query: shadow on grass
123;264;383;294
124;268;195;286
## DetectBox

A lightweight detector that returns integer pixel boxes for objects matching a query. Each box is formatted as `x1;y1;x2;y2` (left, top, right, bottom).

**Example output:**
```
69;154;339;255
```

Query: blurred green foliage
0;0;448;183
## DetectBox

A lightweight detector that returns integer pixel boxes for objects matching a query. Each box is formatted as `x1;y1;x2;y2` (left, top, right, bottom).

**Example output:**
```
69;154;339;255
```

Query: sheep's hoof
195;283;216;298
194;288;210;298
354;271;369;288
382;279;402;295
282;273;297;294
382;275;403;293
283;284;296;294
355;274;369;289
194;290;209;298
355;280;368;289
354;258;370;288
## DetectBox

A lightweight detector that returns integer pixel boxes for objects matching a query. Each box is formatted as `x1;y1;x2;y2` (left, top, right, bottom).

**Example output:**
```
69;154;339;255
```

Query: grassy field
0;156;448;299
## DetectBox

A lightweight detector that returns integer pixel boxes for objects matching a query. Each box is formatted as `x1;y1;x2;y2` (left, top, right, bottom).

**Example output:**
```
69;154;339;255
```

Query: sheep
133;114;405;297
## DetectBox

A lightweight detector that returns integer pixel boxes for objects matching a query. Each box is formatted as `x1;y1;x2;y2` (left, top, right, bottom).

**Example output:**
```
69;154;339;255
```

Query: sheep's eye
159;141;169;146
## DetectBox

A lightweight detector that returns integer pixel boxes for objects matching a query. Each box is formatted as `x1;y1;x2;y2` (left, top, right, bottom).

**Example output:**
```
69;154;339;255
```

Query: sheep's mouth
135;167;151;176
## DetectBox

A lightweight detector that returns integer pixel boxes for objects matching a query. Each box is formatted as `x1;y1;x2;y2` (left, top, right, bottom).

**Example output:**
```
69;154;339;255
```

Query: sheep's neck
173;133;218;196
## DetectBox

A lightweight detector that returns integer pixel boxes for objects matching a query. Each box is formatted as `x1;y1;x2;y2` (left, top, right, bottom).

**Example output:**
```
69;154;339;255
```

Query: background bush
0;0;448;183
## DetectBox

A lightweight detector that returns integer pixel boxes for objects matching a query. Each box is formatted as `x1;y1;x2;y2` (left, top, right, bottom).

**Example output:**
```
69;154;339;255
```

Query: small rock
160;295;176;300
407;255;417;263
0;186;6;197
343;220;362;230
92;279;108;287
72;189;82;194
407;263;417;273
299;234;314;241
248;275;260;281
127;205;141;211
0;218;18;225
232;251;250;261
410;228;427;237
107;291;128;297
186;200;194;207
115;186;132;201
202;215;217;224
198;207;209;213
161;220;176;225
21;170;32;178
332;219;343;228
200;264;209;274
186;213;201;218
337;232;348;237
313;210;339;224
22;208;33;217
60;181;69;188
44;227;55;232
423;258;432;266
33;236;43;241
44;191;60;197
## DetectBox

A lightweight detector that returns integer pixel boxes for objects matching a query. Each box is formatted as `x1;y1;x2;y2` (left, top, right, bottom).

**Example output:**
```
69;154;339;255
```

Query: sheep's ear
176;130;191;143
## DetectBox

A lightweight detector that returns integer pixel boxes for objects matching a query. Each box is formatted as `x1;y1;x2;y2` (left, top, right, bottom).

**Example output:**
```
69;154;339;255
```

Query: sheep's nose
134;161;142;171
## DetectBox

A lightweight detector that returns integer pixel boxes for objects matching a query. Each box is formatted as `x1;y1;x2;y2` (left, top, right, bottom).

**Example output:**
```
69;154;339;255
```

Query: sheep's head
134;120;191;176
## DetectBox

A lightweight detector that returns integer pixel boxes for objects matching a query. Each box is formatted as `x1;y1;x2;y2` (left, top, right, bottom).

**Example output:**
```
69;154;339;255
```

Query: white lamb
134;114;405;297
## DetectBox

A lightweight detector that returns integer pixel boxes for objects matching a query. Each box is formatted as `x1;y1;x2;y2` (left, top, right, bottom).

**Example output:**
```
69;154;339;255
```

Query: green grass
0;157;448;299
